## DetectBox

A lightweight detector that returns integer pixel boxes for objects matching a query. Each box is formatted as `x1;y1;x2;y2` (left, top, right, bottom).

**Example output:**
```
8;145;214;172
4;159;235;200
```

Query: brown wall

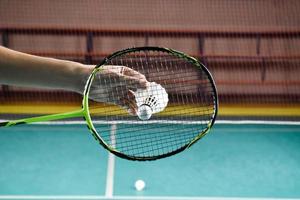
1;0;300;55
0;0;299;102
1;0;300;29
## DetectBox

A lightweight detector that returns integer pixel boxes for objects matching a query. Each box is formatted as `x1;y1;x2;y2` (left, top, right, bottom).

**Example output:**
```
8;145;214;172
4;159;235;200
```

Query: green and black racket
0;47;218;161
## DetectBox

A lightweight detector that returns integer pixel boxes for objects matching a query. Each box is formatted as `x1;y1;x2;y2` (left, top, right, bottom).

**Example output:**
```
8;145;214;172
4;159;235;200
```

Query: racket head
82;47;218;161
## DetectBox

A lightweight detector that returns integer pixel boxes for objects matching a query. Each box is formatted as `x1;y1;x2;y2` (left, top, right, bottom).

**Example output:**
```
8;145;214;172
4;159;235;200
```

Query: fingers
117;66;149;90
101;65;149;90
91;65;148;115
119;90;138;115
122;66;145;81
122;75;149;91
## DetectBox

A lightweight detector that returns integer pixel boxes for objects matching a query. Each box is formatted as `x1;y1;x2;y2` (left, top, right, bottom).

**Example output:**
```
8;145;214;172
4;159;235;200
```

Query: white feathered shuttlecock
134;82;169;120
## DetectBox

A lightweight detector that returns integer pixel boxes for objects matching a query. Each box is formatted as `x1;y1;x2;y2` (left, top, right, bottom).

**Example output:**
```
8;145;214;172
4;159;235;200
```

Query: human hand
88;65;149;115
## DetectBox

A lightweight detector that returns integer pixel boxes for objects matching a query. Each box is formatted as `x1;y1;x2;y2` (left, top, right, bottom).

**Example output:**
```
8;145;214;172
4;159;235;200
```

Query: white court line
216;120;300;126
0;195;299;200
1;120;300;125
105;123;116;198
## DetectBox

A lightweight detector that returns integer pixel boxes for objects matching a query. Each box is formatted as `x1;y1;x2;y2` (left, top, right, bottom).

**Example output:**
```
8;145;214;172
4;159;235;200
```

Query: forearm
0;46;93;93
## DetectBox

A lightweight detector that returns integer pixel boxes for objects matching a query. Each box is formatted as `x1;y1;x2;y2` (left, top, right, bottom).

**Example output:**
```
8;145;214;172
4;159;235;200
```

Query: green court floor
0;122;299;199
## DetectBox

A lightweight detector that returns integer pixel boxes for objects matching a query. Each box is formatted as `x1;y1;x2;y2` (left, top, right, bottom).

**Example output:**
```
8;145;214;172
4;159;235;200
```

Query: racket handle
0;109;84;127
0;121;9;127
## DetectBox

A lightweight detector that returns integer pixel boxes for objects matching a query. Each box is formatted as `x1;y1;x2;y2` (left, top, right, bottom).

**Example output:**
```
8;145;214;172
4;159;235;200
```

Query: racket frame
84;47;218;161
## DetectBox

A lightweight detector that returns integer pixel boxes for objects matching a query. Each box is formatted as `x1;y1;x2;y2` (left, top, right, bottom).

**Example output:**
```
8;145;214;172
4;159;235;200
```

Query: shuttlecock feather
135;82;168;120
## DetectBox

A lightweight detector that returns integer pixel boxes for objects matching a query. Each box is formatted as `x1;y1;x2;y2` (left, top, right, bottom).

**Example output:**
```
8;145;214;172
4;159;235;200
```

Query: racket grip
0;121;26;127
0;121;9;127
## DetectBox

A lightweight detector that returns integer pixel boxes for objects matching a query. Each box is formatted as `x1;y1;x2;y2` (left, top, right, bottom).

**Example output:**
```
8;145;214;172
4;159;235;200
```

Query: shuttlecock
134;82;168;120
135;179;146;191
137;105;152;120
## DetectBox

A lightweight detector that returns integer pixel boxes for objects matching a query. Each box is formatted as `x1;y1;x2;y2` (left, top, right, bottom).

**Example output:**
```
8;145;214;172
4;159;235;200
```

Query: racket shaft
0;109;84;127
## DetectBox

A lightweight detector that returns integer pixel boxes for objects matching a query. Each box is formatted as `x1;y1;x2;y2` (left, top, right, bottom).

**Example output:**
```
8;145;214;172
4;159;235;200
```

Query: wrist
70;63;94;95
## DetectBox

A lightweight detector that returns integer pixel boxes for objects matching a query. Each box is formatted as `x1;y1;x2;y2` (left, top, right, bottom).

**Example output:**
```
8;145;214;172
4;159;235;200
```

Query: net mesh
0;0;300;121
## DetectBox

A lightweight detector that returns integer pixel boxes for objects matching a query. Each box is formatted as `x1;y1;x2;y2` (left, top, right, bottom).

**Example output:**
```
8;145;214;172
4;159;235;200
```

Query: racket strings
99;119;210;142
123;131;199;157
88;83;215;116
88;76;215;110
91;117;212;157
98;124;202;156
98;123;206;147
88;49;217;158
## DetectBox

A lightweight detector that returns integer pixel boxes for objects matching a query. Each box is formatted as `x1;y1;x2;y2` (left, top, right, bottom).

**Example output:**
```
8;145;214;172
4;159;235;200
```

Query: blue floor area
0;125;107;195
0;123;299;198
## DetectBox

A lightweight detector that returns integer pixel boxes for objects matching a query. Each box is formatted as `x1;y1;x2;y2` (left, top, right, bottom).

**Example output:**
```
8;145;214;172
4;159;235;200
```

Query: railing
1;26;300;61
1;26;300;104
